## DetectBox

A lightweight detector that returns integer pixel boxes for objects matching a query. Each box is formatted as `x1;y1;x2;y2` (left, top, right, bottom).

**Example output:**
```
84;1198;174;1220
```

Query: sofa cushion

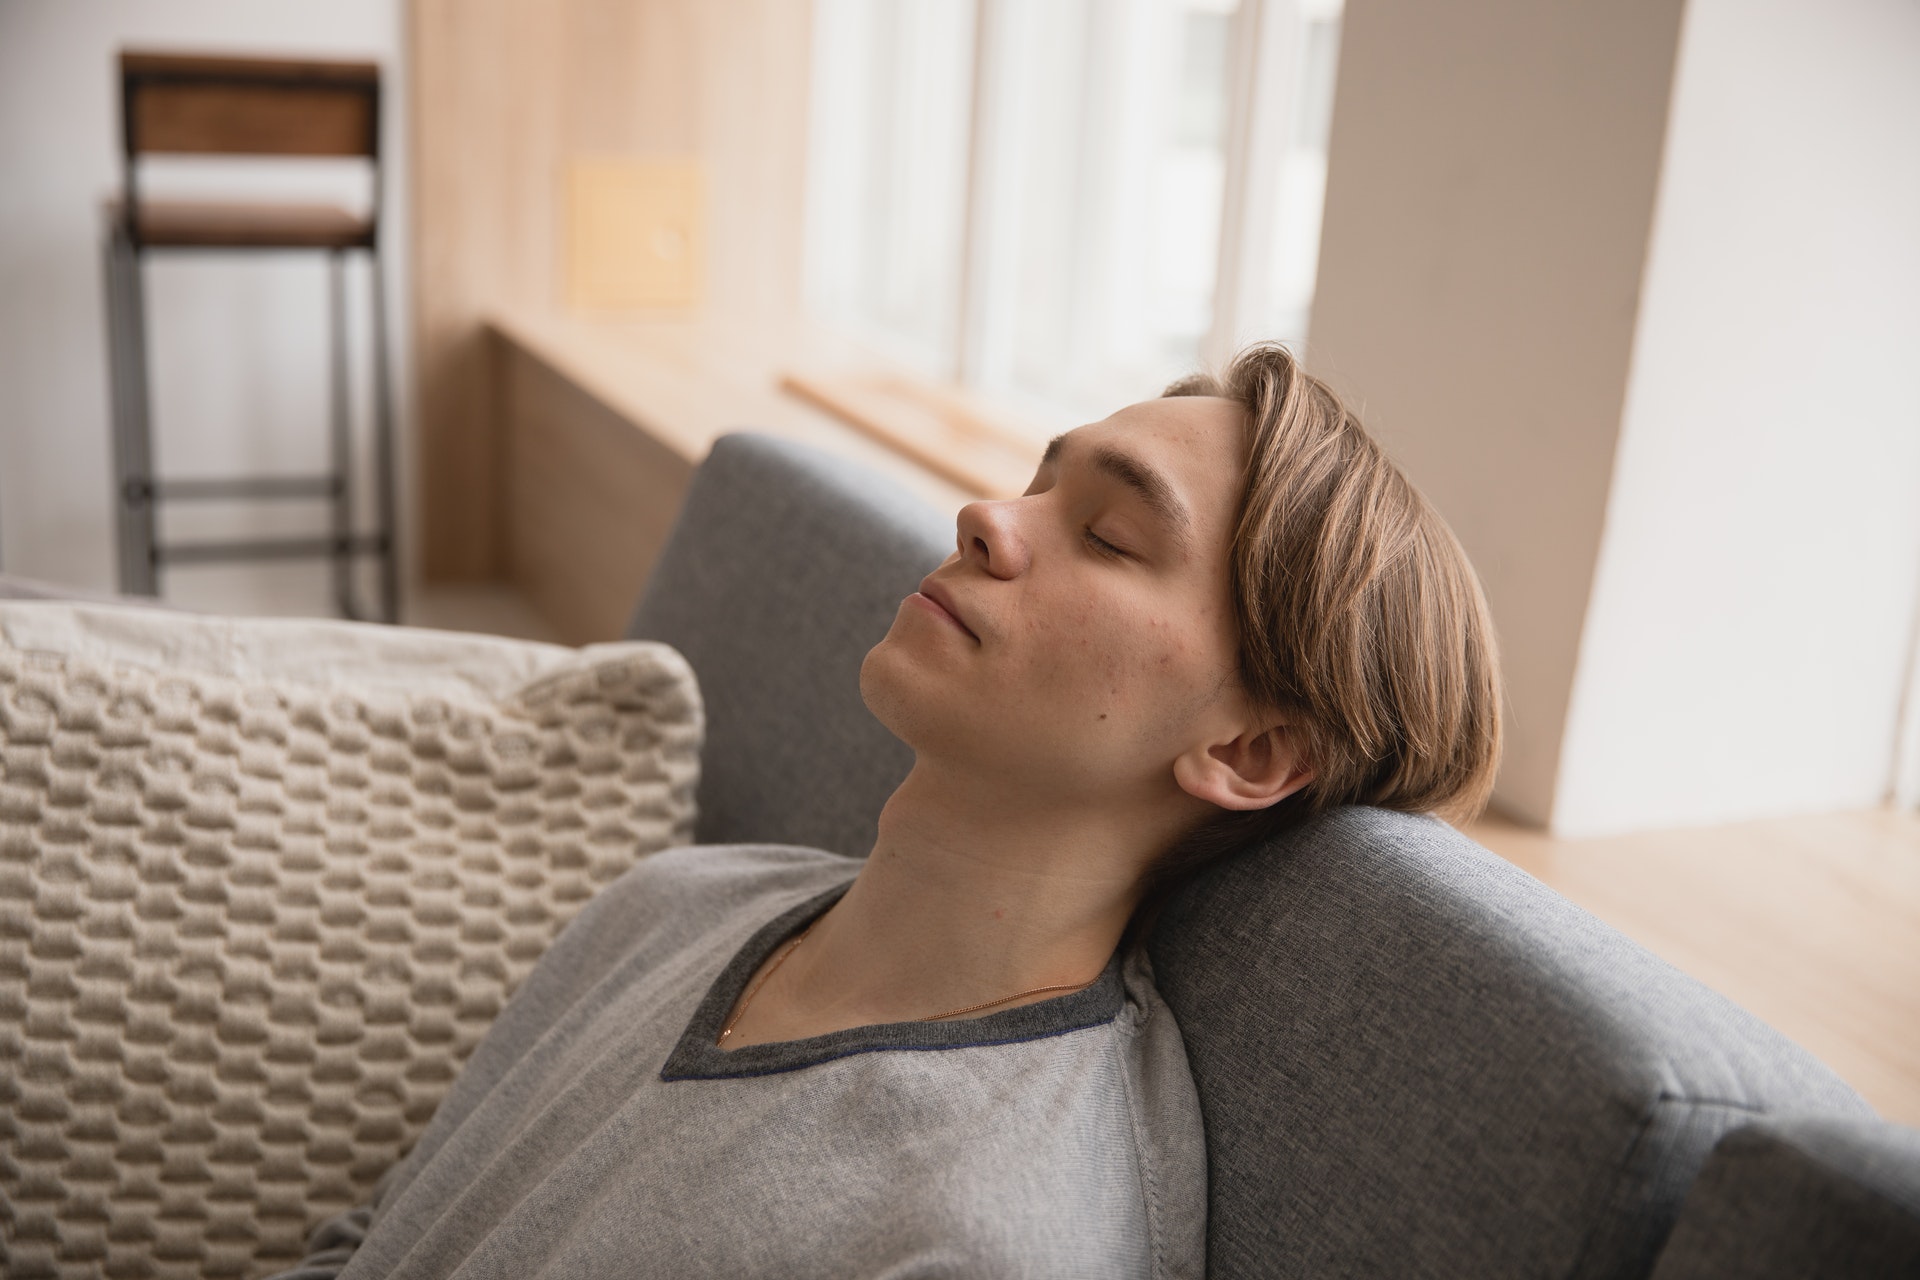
1648;1115;1920;1279
1147;806;1874;1280
0;602;703;1280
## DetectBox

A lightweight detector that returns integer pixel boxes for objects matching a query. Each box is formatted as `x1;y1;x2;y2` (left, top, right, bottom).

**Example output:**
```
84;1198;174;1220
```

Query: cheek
1031;600;1211;722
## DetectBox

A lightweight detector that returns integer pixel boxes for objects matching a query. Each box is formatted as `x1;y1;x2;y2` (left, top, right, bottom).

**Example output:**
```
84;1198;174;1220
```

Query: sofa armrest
1649;1114;1920;1278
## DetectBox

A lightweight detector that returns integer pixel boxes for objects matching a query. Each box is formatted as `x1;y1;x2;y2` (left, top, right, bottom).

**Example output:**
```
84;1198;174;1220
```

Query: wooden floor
1467;807;1920;1125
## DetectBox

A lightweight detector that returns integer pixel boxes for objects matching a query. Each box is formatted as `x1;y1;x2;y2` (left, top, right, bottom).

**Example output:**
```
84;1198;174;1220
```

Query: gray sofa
626;431;1920;1278
6;429;1917;1278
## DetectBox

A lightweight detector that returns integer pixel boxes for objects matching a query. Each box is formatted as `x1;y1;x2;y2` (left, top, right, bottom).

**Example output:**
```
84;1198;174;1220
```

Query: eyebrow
1040;432;1195;558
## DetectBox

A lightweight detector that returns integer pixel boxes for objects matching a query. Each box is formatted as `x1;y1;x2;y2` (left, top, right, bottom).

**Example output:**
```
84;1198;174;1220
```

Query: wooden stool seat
111;199;375;250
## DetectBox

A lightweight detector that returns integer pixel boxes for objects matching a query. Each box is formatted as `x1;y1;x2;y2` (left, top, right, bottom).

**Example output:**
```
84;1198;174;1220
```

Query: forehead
1054;396;1247;509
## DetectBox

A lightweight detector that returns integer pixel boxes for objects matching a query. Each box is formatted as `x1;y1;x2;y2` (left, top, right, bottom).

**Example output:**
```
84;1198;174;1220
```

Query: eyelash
1024;479;1129;560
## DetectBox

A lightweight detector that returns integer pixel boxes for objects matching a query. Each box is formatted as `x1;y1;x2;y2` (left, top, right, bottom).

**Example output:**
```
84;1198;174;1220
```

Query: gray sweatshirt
269;844;1208;1279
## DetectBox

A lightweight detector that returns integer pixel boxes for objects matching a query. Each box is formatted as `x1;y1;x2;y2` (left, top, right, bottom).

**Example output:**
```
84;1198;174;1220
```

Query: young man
273;343;1500;1279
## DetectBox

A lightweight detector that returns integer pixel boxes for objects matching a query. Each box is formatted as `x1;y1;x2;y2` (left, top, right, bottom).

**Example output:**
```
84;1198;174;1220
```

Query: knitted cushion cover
0;604;703;1280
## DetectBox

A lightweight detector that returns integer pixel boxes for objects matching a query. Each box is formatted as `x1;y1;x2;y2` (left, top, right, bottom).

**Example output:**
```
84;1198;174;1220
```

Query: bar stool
102;51;399;622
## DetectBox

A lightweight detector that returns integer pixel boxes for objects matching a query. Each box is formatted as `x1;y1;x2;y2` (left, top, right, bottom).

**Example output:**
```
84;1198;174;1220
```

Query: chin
858;636;976;756
858;639;919;745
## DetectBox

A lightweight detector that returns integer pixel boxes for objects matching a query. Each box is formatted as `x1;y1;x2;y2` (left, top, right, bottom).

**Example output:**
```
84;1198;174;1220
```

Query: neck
768;761;1191;1032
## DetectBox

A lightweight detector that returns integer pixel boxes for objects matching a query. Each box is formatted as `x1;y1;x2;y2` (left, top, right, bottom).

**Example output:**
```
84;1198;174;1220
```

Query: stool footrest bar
134;475;346;502
154;534;388;565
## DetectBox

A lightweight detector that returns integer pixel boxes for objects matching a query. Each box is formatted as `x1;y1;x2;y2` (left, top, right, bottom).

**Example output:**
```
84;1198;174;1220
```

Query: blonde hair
1151;342;1503;890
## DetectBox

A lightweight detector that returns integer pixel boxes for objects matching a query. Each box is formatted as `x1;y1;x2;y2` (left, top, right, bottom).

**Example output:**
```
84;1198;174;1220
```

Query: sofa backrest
628;431;1872;1279
1147;807;1871;1278
628;432;951;857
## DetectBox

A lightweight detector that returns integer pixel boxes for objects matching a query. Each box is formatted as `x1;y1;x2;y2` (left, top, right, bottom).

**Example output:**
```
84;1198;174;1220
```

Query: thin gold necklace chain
716;921;1100;1044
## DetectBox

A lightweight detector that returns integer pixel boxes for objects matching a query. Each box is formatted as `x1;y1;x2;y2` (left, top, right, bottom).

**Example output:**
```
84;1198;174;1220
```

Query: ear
1172;719;1316;813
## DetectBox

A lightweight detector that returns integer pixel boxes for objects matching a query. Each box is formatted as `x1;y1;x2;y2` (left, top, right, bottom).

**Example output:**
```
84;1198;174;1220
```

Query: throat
711;801;1147;1052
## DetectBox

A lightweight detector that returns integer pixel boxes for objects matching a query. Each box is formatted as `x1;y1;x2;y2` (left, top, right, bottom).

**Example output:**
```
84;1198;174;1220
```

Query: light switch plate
566;158;703;309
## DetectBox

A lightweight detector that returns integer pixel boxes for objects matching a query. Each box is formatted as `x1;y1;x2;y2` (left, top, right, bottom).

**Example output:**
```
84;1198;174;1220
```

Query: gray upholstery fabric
626;433;952;858
1648;1115;1920;1279
1146;808;1873;1280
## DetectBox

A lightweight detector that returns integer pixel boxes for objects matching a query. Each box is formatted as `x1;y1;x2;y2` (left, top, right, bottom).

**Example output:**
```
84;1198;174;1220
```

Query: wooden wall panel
500;335;695;643
409;0;815;583
410;0;563;579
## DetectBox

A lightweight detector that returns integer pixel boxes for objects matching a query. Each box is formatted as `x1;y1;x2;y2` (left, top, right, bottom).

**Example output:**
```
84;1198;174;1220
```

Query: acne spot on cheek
1098;713;1107;720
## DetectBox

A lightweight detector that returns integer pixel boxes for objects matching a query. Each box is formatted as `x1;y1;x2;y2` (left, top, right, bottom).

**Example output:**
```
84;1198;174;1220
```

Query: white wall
0;0;407;614
1309;0;1920;833
1553;0;1920;834
1305;0;1688;825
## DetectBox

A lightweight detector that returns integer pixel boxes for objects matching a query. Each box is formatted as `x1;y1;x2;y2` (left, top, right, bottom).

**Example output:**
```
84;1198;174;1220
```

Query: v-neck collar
659;879;1129;1082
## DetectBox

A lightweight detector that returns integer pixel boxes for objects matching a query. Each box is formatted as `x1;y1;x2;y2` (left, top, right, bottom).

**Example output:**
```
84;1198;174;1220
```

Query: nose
954;497;1030;579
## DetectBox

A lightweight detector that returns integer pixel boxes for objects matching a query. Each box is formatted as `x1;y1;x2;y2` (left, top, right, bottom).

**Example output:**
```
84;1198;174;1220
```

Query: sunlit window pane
982;0;1238;421
805;0;976;374
1265;0;1342;347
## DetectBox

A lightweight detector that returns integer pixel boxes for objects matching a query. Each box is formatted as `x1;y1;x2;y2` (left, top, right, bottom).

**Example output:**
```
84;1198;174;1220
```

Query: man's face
860;394;1253;809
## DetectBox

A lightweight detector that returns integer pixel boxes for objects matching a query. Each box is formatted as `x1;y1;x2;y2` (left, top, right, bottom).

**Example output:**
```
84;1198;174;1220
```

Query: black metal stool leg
104;222;159;597
327;248;356;621
370;247;400;625
102;227;133;587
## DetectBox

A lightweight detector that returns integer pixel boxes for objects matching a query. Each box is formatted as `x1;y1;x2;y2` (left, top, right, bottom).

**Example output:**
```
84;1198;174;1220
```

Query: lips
915;577;979;641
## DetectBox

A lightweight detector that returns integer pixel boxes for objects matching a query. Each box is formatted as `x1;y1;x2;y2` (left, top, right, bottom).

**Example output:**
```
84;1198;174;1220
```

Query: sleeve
256;1206;371;1280
255;1160;403;1280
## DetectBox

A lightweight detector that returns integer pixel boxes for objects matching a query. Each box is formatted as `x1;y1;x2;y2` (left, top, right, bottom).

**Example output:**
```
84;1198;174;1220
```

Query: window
805;0;976;375
804;0;1345;433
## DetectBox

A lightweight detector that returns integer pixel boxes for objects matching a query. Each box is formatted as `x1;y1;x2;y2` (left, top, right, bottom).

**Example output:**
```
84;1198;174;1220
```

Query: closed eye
1083;527;1127;559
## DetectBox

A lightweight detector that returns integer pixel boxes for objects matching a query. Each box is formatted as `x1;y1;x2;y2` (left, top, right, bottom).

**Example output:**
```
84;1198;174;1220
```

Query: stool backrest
120;52;380;159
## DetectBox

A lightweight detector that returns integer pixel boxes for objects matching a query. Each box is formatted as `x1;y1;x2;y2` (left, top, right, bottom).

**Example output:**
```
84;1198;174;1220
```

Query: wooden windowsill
779;369;1049;500
485;309;1049;512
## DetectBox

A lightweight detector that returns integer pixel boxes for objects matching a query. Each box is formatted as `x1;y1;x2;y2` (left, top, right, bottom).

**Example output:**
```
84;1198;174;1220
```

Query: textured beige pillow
0;603;703;1280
